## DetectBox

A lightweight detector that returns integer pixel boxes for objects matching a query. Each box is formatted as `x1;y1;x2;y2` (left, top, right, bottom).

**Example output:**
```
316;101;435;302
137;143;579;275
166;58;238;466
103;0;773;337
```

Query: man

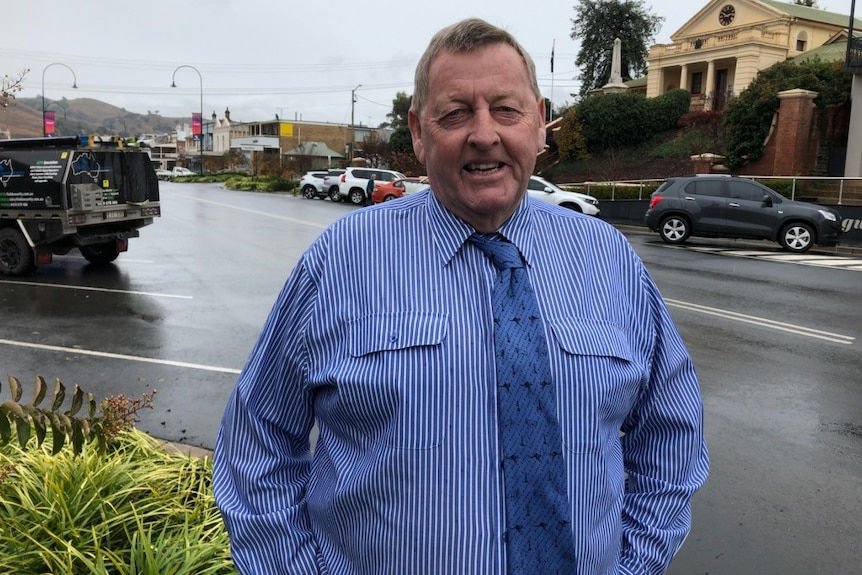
364;173;377;206
213;18;708;575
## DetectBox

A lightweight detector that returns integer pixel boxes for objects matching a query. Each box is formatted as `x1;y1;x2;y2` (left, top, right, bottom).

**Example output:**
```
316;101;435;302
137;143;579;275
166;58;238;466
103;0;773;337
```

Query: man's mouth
464;162;504;174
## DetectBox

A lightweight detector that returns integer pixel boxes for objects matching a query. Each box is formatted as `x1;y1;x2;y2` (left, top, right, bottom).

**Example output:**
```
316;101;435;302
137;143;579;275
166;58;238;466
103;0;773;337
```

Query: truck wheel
80;242;120;265
0;228;36;276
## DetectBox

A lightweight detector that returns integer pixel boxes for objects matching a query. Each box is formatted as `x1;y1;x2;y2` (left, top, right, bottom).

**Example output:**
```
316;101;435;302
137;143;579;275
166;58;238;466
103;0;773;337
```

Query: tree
1;69;28;108
570;0;663;97
386;91;411;129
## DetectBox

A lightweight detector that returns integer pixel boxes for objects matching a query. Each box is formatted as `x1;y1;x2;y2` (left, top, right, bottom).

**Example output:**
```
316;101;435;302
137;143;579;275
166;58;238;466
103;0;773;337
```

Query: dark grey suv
644;175;842;253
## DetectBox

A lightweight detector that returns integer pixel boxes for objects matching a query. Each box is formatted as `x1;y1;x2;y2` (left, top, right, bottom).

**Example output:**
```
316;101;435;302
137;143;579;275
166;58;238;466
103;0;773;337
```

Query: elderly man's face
409;43;545;233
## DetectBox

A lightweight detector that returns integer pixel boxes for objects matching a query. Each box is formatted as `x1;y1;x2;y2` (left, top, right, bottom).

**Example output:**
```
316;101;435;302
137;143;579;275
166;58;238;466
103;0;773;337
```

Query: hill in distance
1;97;186;139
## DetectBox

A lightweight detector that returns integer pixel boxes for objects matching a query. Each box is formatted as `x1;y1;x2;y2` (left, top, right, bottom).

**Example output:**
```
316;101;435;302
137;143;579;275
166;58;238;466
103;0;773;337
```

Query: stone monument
602;38;629;93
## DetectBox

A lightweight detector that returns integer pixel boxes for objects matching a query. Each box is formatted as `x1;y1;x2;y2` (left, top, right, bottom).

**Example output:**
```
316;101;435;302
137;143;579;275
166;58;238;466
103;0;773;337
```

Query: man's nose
466;110;501;148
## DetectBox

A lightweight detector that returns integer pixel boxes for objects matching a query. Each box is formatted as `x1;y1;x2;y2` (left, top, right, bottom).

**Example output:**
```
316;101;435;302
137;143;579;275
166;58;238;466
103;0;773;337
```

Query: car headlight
818;209;837;222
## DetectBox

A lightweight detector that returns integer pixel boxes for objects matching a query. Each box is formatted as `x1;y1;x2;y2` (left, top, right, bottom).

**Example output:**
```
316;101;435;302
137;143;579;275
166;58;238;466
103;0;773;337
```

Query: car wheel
560;202;583;213
383;194;396;202
329;187;341;202
302;185;317;199
80;242;120;265
349;188;366;205
779;222;814;253
0;228;35;276
658;215;690;244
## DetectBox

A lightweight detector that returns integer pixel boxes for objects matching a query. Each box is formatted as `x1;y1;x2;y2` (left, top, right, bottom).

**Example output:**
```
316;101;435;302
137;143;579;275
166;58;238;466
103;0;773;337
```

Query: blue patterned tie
469;233;575;574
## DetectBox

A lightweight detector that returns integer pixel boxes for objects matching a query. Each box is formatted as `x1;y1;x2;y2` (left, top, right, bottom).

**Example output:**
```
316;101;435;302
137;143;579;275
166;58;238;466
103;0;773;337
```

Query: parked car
155;169;172;181
300;171;329;199
338;167;407;205
171;167;195;178
527;175;600;216
644;174;842;253
371;177;431;203
323;169;346;201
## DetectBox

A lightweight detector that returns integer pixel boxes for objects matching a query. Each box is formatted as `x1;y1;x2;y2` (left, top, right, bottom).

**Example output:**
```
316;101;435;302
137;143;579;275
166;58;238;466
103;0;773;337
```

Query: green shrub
0;429;236;574
646;89;691;134
722;58;852;170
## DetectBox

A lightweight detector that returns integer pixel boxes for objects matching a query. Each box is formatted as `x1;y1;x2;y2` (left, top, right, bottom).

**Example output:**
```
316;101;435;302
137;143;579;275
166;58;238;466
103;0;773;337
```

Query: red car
371;177;430;203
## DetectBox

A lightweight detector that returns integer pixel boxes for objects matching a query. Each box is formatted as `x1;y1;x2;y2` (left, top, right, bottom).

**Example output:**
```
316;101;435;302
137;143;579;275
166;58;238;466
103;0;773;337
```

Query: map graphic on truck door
71;152;102;181
0;158;18;187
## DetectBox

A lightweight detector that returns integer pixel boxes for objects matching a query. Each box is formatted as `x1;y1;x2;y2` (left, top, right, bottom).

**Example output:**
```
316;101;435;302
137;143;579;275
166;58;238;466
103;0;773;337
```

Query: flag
550;40;555;74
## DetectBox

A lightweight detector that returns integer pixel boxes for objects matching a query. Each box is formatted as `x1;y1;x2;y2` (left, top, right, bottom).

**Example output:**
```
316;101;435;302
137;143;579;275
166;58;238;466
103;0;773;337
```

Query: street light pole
350;84;361;164
41;63;77;137
171;65;204;174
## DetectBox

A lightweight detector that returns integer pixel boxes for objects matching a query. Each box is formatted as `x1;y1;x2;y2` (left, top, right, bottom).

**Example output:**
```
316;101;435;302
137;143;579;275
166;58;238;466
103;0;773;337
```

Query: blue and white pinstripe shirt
213;190;709;575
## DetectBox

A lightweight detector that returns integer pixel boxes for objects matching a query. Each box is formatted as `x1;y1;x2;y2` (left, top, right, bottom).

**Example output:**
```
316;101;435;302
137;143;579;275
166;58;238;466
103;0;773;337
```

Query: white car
337;167;406;205
527;175;600;216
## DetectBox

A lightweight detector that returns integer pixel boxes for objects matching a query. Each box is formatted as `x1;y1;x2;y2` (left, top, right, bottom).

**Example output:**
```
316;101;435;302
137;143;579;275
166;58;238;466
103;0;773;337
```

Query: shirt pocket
548;319;641;454
344;311;448;449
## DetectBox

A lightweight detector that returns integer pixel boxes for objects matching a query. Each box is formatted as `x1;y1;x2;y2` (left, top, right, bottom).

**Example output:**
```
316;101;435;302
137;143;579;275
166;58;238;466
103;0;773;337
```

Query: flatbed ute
0;135;161;275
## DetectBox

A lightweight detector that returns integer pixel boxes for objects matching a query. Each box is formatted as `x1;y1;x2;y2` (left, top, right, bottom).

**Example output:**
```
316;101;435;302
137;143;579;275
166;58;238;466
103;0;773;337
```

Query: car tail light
648;195;664;209
340;174;346;182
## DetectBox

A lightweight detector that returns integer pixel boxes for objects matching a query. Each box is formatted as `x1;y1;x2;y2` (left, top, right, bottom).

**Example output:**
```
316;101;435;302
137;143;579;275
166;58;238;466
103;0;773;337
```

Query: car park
322;169;346;201
371;177;430;203
337;167;407;205
527;175;600;216
644;174;842;253
300;171;329;199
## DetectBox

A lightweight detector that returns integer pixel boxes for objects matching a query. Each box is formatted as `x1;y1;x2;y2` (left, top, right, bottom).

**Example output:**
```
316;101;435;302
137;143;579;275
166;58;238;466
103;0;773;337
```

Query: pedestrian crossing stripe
677;246;862;271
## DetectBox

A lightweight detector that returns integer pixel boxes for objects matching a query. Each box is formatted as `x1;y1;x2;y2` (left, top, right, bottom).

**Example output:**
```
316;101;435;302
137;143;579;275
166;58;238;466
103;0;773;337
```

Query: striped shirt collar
424;190;537;268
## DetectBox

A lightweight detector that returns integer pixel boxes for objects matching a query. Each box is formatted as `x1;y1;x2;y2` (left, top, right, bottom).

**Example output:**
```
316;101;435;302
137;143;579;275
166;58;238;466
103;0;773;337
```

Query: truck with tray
0;135;161;275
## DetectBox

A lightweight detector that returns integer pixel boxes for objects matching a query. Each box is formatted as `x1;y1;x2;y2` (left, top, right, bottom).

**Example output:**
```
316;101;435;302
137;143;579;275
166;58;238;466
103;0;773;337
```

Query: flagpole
550;39;555;122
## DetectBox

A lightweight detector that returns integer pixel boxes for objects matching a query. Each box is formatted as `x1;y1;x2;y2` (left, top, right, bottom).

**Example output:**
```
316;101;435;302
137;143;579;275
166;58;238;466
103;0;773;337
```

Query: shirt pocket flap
349;311;448;357
549;318;634;362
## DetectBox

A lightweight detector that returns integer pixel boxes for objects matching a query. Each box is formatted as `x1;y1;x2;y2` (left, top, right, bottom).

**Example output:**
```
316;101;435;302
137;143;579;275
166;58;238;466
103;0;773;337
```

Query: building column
680;64;689;92
845;74;862;177
704;60;716;110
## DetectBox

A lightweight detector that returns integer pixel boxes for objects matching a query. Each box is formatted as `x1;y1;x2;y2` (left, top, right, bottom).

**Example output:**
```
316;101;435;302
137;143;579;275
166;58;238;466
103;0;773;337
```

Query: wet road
1;182;860;573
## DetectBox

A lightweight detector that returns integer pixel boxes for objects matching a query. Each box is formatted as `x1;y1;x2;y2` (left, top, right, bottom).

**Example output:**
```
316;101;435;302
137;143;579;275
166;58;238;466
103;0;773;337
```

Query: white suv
527;175;600;216
337;167;406;204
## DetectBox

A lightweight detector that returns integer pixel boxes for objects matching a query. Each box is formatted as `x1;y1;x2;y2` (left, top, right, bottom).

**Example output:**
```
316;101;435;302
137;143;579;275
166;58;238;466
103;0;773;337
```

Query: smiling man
214;18;708;575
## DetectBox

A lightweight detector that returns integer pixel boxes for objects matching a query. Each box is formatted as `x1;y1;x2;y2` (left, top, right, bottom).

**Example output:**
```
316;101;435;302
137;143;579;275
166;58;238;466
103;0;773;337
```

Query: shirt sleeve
212;256;322;575
618;267;710;575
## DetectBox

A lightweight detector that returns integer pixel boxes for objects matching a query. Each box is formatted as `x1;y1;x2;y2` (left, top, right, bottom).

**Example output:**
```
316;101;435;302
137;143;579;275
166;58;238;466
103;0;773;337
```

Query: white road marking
681;246;862;271
0;338;241;374
0;279;193;300
664;298;855;345
182;195;329;229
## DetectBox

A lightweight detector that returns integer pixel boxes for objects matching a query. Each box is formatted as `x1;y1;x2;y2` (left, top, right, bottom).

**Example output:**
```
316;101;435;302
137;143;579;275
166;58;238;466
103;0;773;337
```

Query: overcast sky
3;0;855;129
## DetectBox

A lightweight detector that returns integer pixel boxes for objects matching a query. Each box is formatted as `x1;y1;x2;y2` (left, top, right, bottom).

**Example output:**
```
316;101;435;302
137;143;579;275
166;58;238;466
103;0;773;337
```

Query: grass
0;429;237;575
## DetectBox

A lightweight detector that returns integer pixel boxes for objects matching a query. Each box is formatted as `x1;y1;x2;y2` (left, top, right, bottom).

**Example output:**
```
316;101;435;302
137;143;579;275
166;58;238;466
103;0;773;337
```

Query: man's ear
408;109;426;164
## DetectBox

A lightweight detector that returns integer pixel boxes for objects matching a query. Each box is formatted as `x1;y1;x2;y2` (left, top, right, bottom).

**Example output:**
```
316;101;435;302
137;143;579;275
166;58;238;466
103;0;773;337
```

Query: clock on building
719;4;736;26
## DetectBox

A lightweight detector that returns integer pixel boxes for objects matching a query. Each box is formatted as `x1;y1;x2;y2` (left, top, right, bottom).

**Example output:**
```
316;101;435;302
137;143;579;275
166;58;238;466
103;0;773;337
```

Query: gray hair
411;18;541;119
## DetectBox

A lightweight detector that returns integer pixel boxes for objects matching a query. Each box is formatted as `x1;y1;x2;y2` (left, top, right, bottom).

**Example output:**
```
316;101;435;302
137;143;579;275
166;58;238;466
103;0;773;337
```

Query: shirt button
388;332;399;343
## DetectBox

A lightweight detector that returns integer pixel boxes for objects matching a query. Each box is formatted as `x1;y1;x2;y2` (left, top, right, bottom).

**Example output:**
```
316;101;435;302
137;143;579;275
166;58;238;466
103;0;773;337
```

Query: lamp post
171;65;203;174
41;63;77;137
350;84;361;164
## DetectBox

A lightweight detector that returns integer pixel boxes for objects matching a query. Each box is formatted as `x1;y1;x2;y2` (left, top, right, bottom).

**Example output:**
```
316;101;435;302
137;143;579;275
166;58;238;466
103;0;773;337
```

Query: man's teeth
466;163;502;172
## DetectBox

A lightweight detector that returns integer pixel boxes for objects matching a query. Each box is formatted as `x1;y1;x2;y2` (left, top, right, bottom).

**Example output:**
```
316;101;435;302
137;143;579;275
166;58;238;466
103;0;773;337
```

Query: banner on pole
44;111;56;136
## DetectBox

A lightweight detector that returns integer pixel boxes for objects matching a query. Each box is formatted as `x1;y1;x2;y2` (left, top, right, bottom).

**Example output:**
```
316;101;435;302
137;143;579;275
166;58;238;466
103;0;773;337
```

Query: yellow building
646;0;861;111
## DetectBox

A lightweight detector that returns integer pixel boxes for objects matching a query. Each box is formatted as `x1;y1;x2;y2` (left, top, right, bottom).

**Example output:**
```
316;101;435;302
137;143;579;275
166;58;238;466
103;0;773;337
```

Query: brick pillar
774;88;818;175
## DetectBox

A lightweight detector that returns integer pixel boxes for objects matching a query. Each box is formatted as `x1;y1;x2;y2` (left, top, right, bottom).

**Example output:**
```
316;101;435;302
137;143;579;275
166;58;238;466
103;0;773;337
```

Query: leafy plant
0;376;155;455
722;58;852;170
0;429;236;574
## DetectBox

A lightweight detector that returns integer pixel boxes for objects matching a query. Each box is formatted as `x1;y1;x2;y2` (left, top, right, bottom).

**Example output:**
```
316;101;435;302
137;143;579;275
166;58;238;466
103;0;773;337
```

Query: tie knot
468;233;523;271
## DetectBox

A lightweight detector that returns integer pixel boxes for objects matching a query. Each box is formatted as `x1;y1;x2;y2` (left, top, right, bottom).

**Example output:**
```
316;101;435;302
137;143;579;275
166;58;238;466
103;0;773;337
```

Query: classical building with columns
646;0;861;112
